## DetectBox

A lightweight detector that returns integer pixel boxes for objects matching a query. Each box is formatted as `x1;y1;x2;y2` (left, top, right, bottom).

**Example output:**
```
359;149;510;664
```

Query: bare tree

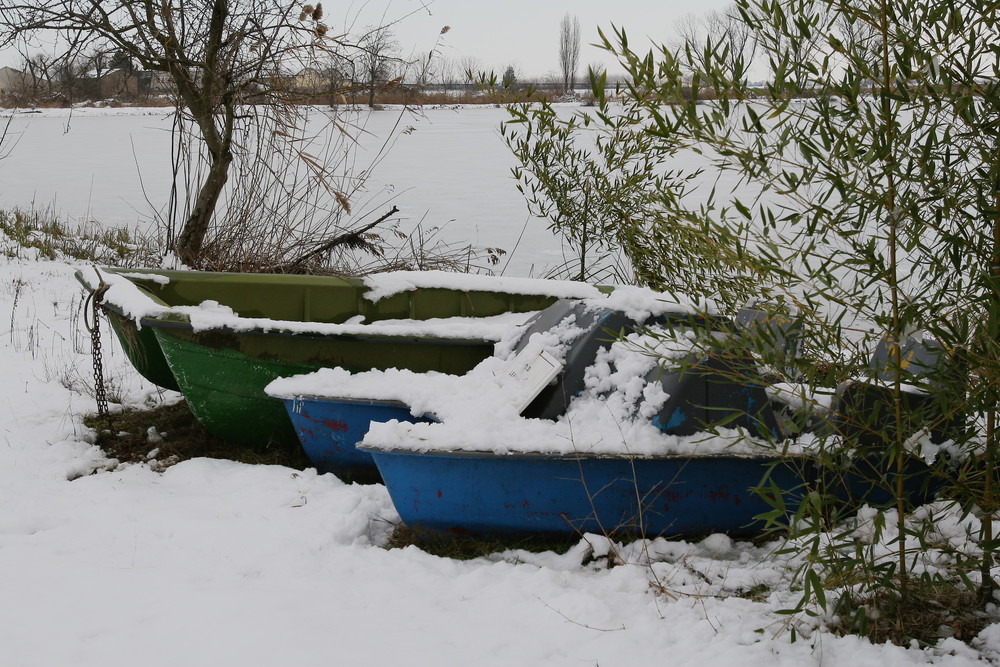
436;56;459;90
50;52;89;103
86;46;111;99
356;25;403;107
674;13;709;100
834;1;882;85
558;13;581;95
675;5;760;95
458;55;483;76
20;53;53;100
0;0;363;266
407;53;433;87
705;6;758;84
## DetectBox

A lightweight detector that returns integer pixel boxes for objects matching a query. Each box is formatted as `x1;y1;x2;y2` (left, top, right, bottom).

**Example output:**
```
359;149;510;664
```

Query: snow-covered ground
2;108;1000;665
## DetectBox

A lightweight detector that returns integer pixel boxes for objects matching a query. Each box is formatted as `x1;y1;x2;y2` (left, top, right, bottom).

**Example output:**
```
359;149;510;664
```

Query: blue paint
361;448;812;537
282;397;434;479
363;447;940;538
653;408;689;433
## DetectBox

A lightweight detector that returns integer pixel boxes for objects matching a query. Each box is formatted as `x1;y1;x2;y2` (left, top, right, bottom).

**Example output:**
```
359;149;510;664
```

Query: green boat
76;268;604;450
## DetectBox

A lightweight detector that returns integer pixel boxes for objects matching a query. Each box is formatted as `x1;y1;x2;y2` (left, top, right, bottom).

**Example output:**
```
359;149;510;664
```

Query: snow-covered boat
75;267;604;450
358;444;940;538
364;448;812;537
265;295;734;481
277;294;951;537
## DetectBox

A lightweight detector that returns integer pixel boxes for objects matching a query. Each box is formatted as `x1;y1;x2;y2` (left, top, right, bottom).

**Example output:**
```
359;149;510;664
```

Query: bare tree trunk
169;0;236;266
559;14;580;95
175;146;233;266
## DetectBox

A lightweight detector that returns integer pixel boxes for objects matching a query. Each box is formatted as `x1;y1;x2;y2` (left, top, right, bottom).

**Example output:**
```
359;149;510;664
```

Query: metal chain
84;268;112;429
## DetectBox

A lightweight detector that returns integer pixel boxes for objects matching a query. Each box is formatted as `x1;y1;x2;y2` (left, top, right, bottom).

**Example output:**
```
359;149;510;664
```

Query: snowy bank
2;237;999;665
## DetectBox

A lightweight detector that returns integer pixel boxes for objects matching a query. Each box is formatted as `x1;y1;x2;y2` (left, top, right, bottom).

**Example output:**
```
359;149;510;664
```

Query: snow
269;292;800;457
2;109;1000;665
265;307;576;423
354;327;792;457
175;303;536;340
765;382;837;413
77;267;171;322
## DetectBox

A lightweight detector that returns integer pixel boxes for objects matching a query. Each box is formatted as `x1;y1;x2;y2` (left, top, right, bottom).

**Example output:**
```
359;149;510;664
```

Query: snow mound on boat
268;290;795;458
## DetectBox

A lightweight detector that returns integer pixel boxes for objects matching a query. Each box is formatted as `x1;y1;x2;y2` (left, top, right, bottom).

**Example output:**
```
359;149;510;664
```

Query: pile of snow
270;289;798;458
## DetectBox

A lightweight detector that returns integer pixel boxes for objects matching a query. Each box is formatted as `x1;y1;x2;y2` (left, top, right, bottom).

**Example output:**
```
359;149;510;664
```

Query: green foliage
502;65;517;90
503;69;761;302
556;0;1000;644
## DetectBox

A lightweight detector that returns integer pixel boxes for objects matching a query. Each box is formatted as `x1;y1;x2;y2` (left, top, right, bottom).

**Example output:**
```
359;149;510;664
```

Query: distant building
137;70;175;96
292;67;329;93
97;68;140;98
0;66;28;98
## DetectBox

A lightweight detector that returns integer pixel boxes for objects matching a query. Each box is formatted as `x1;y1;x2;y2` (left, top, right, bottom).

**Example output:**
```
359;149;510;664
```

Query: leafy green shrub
502;0;1000;644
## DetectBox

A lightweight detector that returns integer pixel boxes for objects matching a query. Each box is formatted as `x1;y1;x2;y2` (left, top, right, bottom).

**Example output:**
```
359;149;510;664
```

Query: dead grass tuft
386;524;579;560
831;577;995;646
84;399;311;471
0;207;158;265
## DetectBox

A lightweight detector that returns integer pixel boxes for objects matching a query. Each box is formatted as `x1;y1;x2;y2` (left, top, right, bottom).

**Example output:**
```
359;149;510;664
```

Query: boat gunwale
100;300;503;346
357;444;815;463
275;394;420;410
80;266;605;305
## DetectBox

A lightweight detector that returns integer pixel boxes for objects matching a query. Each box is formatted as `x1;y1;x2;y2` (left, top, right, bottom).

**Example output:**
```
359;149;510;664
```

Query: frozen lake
0;106;575;277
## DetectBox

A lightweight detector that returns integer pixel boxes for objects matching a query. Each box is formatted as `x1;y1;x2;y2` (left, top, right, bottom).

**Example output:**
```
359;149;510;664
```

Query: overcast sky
0;0;733;78
382;0;732;79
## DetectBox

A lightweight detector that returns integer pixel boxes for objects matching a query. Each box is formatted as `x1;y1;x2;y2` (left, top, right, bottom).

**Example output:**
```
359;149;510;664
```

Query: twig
281;205;399;272
0;114;20;161
533;595;626;632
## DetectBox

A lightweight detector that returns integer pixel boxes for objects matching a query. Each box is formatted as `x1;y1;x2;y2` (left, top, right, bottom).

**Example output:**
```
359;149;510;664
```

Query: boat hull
153;325;491;449
76;268;564;451
282;397;434;481
103;305;181;391
363;448;813;537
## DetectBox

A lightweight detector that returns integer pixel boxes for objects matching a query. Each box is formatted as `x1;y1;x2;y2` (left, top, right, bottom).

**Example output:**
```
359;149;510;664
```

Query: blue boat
268;297;645;482
360;444;943;538
275;295;951;536
359;300;949;538
281;396;434;482
357;448;811;537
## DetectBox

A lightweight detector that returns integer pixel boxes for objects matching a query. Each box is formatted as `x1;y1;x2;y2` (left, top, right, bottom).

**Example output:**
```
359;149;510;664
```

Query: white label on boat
498;347;563;414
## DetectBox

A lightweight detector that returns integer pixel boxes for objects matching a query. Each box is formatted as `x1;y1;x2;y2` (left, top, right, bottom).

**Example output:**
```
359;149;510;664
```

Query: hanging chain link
83;267;112;429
